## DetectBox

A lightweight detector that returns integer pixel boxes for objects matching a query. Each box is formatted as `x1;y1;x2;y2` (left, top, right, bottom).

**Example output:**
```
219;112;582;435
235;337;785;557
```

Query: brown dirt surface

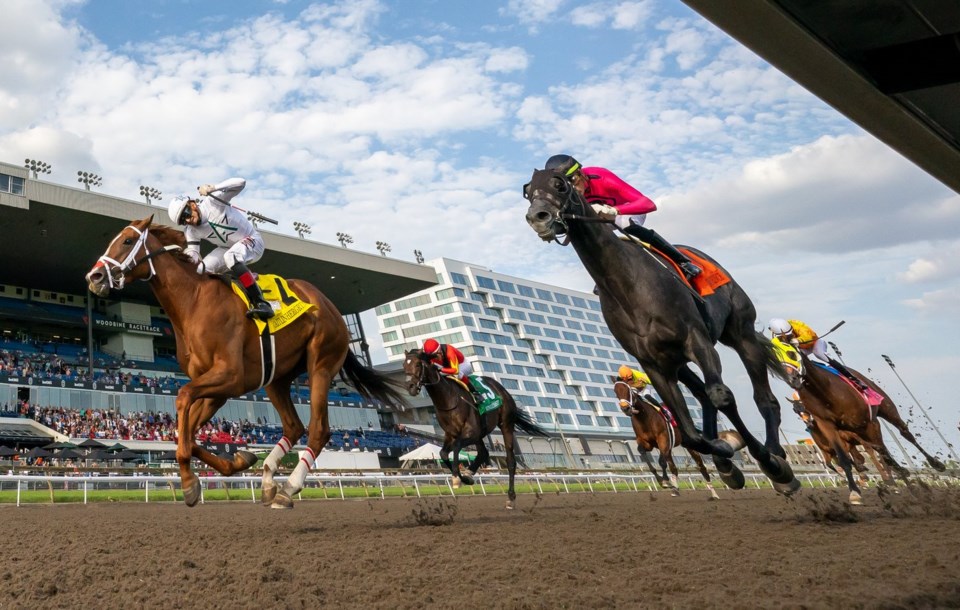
2;484;960;609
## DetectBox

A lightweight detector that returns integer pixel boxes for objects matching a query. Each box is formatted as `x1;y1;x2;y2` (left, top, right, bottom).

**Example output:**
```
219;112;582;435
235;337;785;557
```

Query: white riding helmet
168;195;193;225
767;318;792;336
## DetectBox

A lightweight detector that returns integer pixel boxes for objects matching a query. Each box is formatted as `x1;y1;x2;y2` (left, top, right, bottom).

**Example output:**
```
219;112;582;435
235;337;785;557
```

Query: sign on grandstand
93;319;162;335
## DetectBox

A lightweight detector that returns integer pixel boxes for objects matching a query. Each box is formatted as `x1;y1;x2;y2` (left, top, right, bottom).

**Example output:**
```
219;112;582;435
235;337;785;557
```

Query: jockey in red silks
422;338;473;385
544;154;701;280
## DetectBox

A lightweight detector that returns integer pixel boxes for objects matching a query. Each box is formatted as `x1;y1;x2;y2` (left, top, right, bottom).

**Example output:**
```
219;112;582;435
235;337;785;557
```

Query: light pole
882;354;959;463
77;171;102;190
24;158;51;179
293;221;312;239
375;241;391;257
414;249;424;264
139;185;162;205
336;232;353;248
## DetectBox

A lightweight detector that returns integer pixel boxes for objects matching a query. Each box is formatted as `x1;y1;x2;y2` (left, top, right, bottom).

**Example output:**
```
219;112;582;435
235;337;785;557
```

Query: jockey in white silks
167;177;274;320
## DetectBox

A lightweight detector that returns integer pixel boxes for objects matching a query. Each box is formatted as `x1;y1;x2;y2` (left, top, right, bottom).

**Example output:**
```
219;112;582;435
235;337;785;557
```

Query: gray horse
524;168;799;494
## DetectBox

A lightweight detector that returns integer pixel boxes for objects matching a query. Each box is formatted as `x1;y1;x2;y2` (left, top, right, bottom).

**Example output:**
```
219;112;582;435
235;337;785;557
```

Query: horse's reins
413;357;472;411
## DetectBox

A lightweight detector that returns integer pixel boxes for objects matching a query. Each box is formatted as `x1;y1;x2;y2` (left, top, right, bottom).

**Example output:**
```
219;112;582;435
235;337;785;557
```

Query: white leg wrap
262;436;292;487
283;448;316;495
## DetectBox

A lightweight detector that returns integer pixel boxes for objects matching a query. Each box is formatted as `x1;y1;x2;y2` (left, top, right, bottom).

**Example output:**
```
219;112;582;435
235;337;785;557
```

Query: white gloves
198;183;217;197
591;203;617;219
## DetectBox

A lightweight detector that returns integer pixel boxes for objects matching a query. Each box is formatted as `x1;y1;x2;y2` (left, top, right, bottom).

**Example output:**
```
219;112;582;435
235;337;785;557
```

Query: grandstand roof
0;161;436;314
682;0;960;195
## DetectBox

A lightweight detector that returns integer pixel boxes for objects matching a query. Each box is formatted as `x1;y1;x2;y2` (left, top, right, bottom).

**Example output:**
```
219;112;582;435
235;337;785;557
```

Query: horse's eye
552;177;567;193
123;238;134;245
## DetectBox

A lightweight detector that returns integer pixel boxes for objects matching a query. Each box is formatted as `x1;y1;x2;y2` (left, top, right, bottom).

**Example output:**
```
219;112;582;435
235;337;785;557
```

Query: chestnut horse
524;168;799;495
788;396;881;486
85;216;408;508
778;343;945;504
613;380;720;500
403;349;549;509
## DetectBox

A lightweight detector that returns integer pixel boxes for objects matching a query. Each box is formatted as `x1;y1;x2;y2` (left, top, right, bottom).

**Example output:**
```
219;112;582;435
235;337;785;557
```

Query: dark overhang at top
682;0;960;195
0;161;436;314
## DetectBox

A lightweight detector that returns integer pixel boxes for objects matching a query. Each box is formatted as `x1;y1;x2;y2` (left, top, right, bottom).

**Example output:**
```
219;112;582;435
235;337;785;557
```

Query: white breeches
615;213;647;230
800;338;831;364
202;236;264;274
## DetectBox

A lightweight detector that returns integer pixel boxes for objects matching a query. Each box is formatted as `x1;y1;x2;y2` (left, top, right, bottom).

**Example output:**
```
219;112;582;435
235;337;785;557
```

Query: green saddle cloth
468;375;502;415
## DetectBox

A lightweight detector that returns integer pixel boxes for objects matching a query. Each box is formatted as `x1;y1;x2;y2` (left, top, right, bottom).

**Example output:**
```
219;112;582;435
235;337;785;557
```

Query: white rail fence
1;471;957;507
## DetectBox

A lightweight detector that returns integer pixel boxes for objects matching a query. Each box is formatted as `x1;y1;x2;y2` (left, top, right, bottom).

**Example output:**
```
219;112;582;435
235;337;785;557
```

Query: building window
554;293;570;305
375;304;392;316
496;280;517;294
528;312;546;323
571;296;587;309
404;321;442;336
523;380;540;392
478;318;499;330
511;350;529;362
0;174;25;195
576;414;594;426
513;298;530;309
383;313;410;328
544;383;560;394
394;294;432;310
538;340;557;351
480;361;503;373
450;272;469;286
475;276;495;290
518;285;535;297
492;294;511;305
435;288;458;301
556;412;573;425
507;309;527;321
535;289;554;301
535;411;554;424
381;330;398;342
551;305;568;316
501;378;520;390
544;328;561;339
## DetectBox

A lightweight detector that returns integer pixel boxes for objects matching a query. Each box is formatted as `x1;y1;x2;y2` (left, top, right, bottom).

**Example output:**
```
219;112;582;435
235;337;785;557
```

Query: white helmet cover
767;318;792;335
168;195;192;225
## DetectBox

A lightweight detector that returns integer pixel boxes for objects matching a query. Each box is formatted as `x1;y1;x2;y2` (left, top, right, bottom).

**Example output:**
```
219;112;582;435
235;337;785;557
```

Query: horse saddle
811;362;884;414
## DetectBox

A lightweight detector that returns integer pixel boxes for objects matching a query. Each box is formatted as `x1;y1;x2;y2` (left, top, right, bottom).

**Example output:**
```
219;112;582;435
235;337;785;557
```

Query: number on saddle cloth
467;375;502;415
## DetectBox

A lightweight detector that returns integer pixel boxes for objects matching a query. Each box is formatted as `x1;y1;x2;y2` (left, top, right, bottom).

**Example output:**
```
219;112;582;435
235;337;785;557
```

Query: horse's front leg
460;439;487;486
440;439;463;489
188;398;258;476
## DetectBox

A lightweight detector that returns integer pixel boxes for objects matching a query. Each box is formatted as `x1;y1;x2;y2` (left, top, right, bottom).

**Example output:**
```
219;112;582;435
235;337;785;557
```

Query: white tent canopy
399;443;475;468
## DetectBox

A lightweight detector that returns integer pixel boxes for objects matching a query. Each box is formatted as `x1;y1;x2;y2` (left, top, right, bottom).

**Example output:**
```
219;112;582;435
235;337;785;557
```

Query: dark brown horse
85;216;408;508
613;380;720;500
524;168;799;495
778;343;945;504
402;349;549;509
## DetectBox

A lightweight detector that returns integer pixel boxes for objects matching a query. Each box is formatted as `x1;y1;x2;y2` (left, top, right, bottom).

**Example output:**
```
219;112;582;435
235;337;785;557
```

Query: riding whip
200;189;279;225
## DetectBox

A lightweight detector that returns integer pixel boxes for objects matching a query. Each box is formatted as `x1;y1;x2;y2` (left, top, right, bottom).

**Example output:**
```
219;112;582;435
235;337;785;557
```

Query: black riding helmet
544;154;582;177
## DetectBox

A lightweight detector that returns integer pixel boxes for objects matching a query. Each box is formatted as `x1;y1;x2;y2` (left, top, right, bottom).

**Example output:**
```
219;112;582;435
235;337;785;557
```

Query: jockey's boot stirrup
623;225;701;279
244;283;275;320
680;261;702;280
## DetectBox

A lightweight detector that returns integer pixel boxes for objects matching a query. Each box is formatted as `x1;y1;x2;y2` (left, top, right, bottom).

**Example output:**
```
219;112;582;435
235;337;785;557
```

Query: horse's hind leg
878;402;946;471
262;380;305;506
664;454;681;496
728;331;785;459
690;450;720;500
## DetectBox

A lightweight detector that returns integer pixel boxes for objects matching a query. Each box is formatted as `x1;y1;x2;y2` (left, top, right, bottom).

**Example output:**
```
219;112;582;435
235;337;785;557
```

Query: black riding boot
622;224;702;279
828;358;868;392
231;262;274;320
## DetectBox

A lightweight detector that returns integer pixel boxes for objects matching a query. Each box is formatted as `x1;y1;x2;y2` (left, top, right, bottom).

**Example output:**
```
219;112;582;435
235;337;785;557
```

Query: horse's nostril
535;211;550;222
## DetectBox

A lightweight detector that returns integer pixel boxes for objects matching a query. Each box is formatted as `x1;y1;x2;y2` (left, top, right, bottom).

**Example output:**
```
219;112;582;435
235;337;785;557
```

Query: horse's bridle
93;224;181;291
524;170;610;245
405;353;472;411
613;380;642;415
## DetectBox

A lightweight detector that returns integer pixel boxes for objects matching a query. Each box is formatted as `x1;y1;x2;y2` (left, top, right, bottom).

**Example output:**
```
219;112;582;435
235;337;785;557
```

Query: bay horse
779;345;945;504
613;380;720;500
85;216;408;509
524;168;799;494
788;396;881;487
402;349;549;509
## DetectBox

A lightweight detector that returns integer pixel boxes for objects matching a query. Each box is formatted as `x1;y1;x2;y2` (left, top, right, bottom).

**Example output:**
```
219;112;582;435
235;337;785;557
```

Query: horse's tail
339;350;410;411
510;407;551;438
755;331;789;383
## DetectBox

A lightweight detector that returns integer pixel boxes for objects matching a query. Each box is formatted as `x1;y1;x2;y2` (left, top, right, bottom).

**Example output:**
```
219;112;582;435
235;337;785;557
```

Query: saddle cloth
231;274;317;335
811;361;884;413
445;374;503;415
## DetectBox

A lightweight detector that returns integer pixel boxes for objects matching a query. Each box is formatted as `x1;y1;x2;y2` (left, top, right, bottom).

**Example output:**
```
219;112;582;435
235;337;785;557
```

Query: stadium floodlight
336;232;353;248
293;221;312;239
24;158;52;179
414;249;424;264
139;185;162;204
375;241;391;257
77;171;103;190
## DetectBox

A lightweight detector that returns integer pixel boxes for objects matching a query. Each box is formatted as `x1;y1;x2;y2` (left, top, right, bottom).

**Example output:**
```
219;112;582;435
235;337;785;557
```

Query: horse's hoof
183;478;201;507
849;491;863;506
709;439;735;459
261;482;278;506
714;458;746;490
773;477;802;496
460;472;475;486
670;489;680;497
451;477;461;489
717;430;746;452
505;499;515;510
929;457;947;472
234;450;258;472
759;454;796;485
708;492;720;501
270;491;294;509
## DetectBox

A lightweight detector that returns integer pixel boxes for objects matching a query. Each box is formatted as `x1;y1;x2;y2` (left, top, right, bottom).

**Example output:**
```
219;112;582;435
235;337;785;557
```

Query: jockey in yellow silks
768;318;869;392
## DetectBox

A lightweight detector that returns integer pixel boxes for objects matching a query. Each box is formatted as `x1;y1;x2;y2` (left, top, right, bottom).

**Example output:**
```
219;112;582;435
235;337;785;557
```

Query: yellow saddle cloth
231;274;317;334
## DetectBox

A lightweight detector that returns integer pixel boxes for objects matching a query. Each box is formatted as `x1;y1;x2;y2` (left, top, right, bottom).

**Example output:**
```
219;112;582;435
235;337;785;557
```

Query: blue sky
2;0;958;457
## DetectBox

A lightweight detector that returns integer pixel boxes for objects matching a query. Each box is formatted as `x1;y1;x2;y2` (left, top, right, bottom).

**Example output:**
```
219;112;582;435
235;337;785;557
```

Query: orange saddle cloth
669;248;731;297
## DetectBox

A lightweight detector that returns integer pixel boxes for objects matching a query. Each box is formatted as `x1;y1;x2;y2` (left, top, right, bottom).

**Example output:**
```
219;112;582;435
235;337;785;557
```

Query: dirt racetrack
2;484;960;609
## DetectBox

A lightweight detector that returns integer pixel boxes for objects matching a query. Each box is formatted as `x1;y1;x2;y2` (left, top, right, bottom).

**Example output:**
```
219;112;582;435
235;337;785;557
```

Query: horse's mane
148;224;188;249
